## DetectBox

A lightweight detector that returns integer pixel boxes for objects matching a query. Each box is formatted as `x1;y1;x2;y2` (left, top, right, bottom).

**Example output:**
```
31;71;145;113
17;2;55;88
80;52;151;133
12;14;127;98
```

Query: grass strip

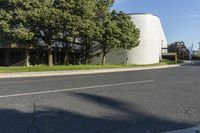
0;60;178;73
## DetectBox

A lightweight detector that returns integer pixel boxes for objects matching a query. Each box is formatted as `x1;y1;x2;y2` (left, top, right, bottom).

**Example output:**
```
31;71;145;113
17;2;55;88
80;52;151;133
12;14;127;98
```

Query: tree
75;0;99;64
55;0;99;65
54;0;82;65
24;0;63;66
0;0;63;66
97;10;140;65
168;41;190;60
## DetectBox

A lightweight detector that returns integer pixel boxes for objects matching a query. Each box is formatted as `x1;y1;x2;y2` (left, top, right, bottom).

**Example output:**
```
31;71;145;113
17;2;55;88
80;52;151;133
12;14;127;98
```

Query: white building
127;13;168;65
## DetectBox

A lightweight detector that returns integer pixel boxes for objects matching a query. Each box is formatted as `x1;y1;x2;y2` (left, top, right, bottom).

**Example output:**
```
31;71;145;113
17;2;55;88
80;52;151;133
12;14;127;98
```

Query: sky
111;0;200;50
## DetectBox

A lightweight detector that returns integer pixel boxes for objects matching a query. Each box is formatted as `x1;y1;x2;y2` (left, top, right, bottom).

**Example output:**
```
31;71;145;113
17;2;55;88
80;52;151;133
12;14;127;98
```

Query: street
0;63;200;133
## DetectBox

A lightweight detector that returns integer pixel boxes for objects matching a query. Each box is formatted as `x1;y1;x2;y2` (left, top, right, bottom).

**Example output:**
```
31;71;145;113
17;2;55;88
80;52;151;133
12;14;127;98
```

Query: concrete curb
0;64;180;79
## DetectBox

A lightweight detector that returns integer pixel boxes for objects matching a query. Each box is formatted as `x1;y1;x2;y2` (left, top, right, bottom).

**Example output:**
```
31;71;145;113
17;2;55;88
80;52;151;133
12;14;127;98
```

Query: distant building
0;42;81;66
90;13;168;65
0;42;32;66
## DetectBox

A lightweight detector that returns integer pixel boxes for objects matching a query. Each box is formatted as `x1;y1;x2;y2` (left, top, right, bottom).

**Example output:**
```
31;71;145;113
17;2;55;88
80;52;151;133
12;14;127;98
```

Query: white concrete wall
127;14;168;65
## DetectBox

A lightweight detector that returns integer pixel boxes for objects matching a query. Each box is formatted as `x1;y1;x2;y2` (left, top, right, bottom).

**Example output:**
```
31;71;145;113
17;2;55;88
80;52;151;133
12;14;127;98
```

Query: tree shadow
180;61;200;67
0;92;193;133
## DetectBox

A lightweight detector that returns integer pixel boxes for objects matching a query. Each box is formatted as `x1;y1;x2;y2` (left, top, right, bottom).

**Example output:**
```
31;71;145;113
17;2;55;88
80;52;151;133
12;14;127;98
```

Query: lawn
0;60;178;73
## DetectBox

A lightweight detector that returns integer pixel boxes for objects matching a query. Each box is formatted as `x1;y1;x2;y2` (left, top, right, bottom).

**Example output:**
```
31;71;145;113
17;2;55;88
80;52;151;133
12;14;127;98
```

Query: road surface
0;63;200;133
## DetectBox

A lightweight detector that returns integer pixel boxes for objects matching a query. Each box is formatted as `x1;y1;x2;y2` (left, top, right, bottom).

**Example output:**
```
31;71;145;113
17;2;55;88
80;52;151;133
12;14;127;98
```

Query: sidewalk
0;64;180;79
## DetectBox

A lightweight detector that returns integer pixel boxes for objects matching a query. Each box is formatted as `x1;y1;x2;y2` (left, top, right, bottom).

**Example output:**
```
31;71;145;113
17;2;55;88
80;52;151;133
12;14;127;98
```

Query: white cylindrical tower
127;13;167;65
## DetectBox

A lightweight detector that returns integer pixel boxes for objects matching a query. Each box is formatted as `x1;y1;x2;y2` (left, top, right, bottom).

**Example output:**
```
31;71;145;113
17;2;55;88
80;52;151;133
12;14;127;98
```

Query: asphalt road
0;63;200;133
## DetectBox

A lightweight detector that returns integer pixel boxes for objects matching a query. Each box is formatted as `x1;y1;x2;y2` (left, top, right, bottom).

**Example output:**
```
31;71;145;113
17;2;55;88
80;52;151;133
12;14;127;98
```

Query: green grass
0;60;178;73
160;59;180;65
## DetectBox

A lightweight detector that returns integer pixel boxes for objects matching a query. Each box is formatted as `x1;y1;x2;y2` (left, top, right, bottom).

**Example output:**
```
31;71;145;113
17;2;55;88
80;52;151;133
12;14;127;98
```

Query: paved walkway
0;64;180;79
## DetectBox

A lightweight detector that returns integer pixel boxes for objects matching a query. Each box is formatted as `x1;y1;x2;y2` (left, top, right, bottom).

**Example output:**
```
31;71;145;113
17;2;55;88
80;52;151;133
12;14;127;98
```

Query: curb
0;64;180;79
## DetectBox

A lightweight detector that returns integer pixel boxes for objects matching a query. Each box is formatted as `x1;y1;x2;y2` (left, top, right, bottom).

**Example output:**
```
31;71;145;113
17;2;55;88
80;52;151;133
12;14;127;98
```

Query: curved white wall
127;14;167;65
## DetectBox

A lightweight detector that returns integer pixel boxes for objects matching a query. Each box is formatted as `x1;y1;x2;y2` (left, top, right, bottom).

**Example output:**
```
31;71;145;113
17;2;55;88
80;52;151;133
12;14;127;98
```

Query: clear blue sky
112;0;200;50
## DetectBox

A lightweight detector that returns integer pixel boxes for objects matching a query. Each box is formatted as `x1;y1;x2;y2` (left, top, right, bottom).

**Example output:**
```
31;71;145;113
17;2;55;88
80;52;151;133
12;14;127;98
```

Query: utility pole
198;42;200;51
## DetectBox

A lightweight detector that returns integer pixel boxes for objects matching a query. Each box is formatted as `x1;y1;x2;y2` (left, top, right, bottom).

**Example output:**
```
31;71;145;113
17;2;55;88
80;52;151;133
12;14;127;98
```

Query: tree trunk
102;54;106;65
25;49;30;67
48;47;53;66
64;49;69;65
5;49;10;66
54;51;57;65
84;47;88;65
84;45;92;65
85;53;88;65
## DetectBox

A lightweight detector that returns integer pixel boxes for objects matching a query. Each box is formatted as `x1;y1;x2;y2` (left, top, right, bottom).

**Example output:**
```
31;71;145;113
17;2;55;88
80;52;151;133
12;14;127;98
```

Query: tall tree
98;10;140;65
0;0;62;66
55;0;99;65
24;0;63;66
54;0;78;65
76;0;99;64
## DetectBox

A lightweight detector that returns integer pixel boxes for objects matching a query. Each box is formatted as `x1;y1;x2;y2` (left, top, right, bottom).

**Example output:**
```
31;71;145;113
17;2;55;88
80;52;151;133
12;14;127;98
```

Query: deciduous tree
98;10;140;65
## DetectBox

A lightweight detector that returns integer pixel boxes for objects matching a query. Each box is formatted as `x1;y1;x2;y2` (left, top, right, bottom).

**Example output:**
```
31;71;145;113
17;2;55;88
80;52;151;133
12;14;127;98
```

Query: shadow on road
181;61;200;67
0;92;193;133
